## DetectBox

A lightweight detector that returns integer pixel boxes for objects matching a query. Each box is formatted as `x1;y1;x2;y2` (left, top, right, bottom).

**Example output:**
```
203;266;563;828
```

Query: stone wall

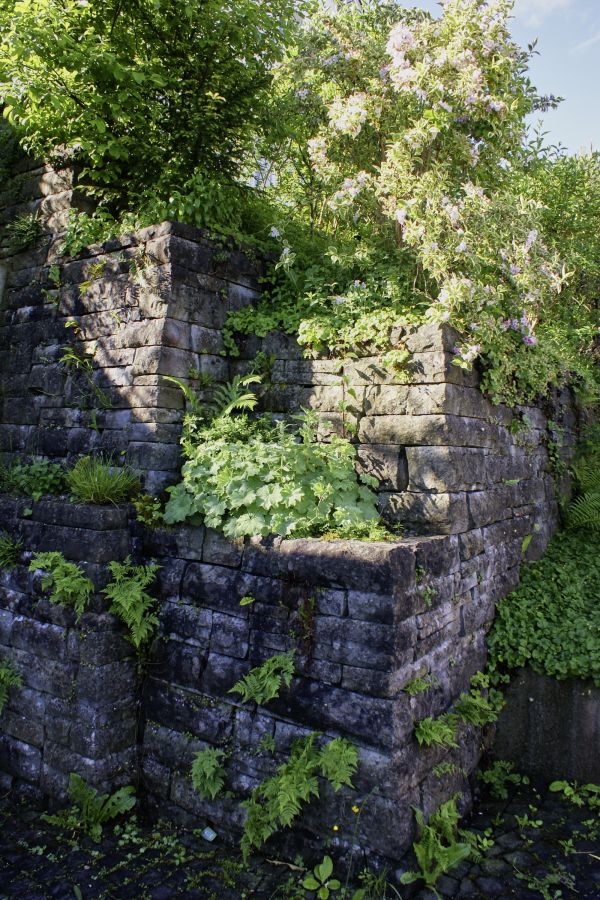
0;166;578;529
493;669;600;783
0;163;266;492
232;324;577;545
1;494;510;863
0;497;138;801
0;161;584;866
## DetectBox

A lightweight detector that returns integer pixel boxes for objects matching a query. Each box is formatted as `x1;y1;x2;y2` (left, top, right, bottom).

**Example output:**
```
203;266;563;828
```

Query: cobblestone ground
0;782;598;900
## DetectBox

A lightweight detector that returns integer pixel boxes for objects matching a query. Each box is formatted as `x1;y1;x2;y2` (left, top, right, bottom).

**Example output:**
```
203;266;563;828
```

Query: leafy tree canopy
0;0;306;210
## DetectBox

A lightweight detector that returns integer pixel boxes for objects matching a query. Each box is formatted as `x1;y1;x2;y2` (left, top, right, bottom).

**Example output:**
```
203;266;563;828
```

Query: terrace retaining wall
0;158;584;865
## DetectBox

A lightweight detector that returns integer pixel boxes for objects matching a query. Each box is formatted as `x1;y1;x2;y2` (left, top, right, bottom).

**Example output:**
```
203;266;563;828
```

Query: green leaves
488;529;600;687
401;799;472;891
42;773;135;843
29;552;94;621
229;651;295;706
191;748;228;801
102;557;160;651
414;714;459;749
164;411;380;539
0;458;65;502
302;856;341;898
66;456;140;504
240;733;358;861
0;0;304;212
0;532;22;570
0;658;22;716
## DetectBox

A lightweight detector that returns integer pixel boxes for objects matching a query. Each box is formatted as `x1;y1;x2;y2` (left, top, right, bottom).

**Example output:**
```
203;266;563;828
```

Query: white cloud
515;0;571;26
572;28;600;52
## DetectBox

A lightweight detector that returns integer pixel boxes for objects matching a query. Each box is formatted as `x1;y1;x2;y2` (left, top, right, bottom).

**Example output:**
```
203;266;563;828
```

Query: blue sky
405;0;600;153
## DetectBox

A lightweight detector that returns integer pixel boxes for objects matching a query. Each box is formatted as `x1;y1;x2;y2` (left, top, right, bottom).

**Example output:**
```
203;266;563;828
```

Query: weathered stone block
381;491;470;535
0;734;41;782
356;444;409;491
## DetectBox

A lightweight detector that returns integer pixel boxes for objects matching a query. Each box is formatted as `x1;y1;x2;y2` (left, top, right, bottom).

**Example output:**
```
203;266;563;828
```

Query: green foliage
0;657;22;715
479;761;529;801
133;495;164;528
400;798;472;893
459;827;495;863
454;685;504;727
433;762;460;779
567;440;600;532
488;530;600;686
165;402;379;538
302;856;341;899
0;119;22;180
66;456;140;505
414;714;458;749
211;374;262;418
5;211;42;252
191;748;227;801
549;780;600;812
240;733;358;860
61;209;118;258
0;0;304;216
102;557;160;650
0;458;65;501
79;262;106;295
317;521;401;542
42;773;135;842
29;552;94;621
404;674;439;696
229;651;295;706
0;531;22;569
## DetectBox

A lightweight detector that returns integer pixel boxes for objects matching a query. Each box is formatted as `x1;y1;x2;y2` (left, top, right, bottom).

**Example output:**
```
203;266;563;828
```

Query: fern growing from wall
191;748;228;800
0;658;22;715
29;551;94;620
568;441;600;532
229;651;295;706
240;733;358;860
42;773;135;842
102;557;160;651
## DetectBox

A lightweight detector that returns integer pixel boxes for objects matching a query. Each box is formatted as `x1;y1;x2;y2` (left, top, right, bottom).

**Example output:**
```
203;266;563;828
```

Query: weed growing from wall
102;558;160;651
66;457;140;505
0;458;65;501
240;733;358;860
0;532;23;570
191;749;228;801
42;773;135;842
400;798;471;893
29;551;94;620
5;211;42;252
229;651;295;706
0;658;22;715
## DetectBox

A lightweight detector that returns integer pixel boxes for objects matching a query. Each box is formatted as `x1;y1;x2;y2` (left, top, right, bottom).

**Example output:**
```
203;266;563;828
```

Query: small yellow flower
332;824;339;831
351;805;360;814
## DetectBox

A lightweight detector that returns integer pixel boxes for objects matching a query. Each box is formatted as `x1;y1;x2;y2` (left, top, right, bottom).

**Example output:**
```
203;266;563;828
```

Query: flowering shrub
229;0;598;405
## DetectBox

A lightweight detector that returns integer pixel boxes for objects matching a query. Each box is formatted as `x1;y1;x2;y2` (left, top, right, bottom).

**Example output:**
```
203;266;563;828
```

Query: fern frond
29;552;94;620
213;374;261;417
162;375;204;414
568;491;600;531
229;650;295;706
102;556;160;649
318;737;358;791
572;457;600;494
0;659;22;715
191;748;227;800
